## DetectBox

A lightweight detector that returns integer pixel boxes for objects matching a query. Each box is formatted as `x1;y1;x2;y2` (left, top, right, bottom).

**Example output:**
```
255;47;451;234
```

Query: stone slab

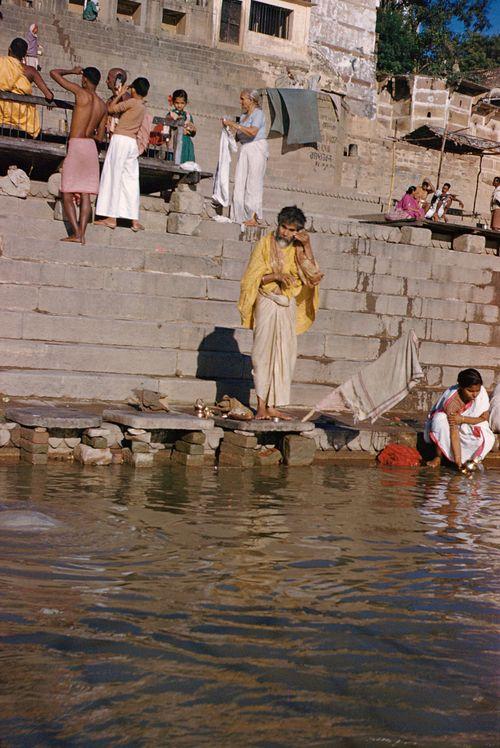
5;406;101;429
102;409;214;430
214;417;315;433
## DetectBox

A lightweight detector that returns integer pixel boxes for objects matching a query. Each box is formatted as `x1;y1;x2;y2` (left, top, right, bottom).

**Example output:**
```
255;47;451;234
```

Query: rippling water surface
0;463;498;746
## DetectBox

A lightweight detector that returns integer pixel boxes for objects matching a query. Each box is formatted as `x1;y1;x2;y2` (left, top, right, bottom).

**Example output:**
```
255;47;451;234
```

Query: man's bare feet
61;235;81;243
131;221;145;232
426;456;441;468
255;409;270;420
267;408;292;421
94;219;116;229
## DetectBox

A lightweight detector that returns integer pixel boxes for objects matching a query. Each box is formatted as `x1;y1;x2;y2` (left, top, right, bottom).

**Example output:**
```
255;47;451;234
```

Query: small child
166;88;196;164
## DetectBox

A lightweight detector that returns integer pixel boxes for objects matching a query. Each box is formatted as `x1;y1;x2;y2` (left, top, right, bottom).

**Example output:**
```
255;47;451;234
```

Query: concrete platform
214;417;315;433
102;409;215;430
5;406;101;429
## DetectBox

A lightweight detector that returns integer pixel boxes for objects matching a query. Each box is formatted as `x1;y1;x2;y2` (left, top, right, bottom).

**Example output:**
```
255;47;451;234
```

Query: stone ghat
1;403;498;470
0;192;498;412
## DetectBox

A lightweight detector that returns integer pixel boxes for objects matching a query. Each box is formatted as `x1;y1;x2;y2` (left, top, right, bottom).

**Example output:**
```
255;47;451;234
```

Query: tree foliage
376;0;500;78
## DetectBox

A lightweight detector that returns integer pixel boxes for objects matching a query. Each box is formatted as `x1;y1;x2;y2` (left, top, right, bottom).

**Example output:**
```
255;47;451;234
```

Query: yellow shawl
0;55;40;137
238;232;319;334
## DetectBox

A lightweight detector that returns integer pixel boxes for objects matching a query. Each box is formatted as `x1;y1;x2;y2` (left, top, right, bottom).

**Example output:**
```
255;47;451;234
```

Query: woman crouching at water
425;368;495;470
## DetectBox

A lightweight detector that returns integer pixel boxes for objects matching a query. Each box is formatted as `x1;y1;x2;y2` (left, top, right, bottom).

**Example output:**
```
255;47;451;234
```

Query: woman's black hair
172;89;188;102
457;368;483;387
277;205;306;229
132;77;150;97
407;186;416;194
9;38;28;60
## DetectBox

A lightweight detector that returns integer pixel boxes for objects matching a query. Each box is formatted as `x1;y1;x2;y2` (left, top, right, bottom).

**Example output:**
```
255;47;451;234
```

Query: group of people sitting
387;179;464;223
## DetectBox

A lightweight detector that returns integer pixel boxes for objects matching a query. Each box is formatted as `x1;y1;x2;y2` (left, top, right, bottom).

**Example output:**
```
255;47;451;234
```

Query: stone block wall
0;193;498;411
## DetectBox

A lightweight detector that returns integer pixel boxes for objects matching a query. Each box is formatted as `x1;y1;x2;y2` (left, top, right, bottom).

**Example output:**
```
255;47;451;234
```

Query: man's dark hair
457;368;483;388
9;38;28;60
277;205;306;229
132;77;150;97
172;89;188;102
443;182;451;189
407;186;416;194
83;66;101;87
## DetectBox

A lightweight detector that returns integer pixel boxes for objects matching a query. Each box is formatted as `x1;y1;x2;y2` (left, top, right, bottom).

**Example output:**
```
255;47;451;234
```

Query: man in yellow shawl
238;206;321;420
0;38;54;138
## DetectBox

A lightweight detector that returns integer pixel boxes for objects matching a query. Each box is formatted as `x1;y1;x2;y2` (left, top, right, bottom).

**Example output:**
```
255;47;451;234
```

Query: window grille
249;1;291;39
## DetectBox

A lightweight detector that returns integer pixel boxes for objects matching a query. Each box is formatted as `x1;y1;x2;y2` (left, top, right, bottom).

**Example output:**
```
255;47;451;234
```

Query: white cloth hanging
212;126;237;207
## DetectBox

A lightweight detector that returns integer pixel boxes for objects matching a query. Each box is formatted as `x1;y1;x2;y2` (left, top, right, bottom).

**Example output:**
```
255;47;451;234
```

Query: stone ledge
102;409;215;430
5;406;101;429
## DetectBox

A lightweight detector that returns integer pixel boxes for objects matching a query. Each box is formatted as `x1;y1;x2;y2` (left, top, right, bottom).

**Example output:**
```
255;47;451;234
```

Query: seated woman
385;186;425;222
425;368;495;470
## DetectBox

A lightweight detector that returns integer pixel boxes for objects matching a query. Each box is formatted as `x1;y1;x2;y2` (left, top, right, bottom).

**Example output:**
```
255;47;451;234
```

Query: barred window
249;1;291;39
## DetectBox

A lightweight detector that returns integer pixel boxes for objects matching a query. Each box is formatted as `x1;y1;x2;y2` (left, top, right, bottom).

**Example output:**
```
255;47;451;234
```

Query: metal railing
0;90;73;141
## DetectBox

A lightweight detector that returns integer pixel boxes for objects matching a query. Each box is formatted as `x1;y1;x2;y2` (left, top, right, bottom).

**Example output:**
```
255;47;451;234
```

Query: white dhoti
424;385;495;464
232;138;268;224
96;133;140;220
252;292;297;407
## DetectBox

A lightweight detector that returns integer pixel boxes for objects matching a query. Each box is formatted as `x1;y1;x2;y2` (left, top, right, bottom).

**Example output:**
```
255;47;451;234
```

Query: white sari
424;385;495;463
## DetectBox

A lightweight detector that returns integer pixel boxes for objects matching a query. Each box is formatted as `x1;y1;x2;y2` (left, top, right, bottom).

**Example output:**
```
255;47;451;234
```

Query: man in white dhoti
425;182;464;223
425;368;495;469
222;89;268;227
95;76;149;232
238;206;321;420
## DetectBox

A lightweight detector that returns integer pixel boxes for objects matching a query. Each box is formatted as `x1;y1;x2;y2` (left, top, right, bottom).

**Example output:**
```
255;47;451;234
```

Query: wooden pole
436;124;447;188
472;153;483;217
301;409;316;422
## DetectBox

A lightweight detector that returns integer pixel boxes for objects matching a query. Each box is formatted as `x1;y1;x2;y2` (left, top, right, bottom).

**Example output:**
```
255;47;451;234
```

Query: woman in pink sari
386;186;425;222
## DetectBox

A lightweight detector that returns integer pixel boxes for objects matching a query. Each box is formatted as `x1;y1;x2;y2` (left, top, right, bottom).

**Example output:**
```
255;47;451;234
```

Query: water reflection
0;464;498;745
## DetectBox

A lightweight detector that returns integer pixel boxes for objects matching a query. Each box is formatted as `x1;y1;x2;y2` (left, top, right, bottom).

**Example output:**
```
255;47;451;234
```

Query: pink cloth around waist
61;137;99;194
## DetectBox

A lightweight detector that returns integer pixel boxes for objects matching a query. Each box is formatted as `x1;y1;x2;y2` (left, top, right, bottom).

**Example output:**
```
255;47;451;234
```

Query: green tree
376;0;497;77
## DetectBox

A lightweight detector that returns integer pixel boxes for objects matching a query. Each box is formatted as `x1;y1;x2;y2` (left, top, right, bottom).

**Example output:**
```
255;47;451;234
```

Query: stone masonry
0;192;498;412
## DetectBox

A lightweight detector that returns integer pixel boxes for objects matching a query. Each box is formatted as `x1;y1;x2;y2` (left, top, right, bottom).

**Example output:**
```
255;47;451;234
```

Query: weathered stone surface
223;431;258;449
204;427;224;451
82;435;108;449
48;172;61;197
103;409;214;430
101;422;124;448
19;438;48;454
48;437;64;449
255;447;282;466
86;428;110;438
123;448;154;467
64;437;81;448
126;431;152;444
20;426;49;443
74;444;112;466
453;234;486;254
6;406;101;429
129;441;150;453
215;418;314;433
181;431;206;445
282;435;316;466
171;450;204;467
169;189;204;215
174;440;204;455
167;213;201;235
399;226;432;247
0;429;10;447
219;443;256;467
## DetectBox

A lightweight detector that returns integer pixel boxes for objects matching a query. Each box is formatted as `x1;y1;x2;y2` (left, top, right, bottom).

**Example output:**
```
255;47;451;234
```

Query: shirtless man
49;65;107;244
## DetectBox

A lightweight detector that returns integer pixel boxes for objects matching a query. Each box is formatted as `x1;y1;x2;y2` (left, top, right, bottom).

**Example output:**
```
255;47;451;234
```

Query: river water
0;463;498;746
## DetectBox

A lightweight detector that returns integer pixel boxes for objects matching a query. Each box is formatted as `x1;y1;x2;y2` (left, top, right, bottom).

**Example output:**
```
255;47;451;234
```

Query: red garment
377;443;421;467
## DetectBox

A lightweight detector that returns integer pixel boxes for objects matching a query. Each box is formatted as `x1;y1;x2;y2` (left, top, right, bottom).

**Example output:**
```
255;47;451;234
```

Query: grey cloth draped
266;88;321;145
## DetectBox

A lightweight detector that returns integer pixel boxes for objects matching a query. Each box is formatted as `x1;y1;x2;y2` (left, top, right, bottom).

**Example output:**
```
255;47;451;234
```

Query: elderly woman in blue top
223;88;268;227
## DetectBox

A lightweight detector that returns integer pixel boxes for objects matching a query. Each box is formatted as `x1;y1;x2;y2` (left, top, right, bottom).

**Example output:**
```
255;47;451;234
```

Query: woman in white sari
425;368;495;469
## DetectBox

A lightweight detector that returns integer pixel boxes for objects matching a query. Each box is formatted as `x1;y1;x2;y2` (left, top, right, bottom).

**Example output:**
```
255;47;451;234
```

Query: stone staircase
0;3;384;217
0;192;498;409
